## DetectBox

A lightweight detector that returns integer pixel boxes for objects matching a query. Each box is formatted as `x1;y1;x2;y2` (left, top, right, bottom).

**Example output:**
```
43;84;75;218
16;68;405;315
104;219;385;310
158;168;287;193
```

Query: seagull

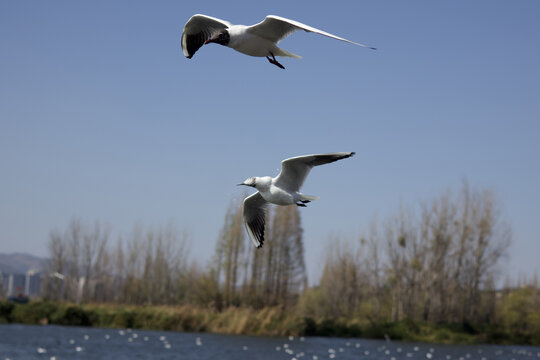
181;14;376;69
238;152;355;248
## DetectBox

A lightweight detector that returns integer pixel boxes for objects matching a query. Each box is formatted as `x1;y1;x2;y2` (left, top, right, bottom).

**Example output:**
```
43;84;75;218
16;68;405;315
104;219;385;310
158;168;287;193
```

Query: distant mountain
0;253;48;274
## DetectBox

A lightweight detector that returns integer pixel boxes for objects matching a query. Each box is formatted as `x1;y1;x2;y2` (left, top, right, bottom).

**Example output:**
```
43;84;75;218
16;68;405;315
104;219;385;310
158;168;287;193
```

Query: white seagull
238;152;355;248
181;14;375;69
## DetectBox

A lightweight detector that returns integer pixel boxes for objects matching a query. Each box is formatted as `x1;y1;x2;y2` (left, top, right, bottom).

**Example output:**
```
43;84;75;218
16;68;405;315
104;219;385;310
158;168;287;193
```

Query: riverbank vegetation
4;183;540;344
1;292;540;344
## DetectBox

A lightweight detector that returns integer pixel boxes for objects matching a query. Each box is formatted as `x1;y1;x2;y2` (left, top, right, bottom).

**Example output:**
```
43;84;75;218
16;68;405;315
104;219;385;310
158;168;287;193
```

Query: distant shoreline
1;300;538;345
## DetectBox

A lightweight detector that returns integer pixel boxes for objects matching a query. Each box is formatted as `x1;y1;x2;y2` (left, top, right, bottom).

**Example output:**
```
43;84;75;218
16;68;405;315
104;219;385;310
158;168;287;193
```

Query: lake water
1;324;539;360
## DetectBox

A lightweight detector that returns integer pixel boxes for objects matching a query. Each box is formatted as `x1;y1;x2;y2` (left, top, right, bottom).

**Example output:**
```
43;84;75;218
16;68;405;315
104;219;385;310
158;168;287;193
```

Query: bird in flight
238;152;355;248
181;14;376;69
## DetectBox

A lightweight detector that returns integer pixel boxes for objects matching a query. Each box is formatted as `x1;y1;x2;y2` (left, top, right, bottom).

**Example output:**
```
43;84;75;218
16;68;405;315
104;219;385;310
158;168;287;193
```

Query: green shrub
11;301;57;324
303;317;317;336
111;310;135;328
434;328;451;341
0;301;15;323
54;306;91;326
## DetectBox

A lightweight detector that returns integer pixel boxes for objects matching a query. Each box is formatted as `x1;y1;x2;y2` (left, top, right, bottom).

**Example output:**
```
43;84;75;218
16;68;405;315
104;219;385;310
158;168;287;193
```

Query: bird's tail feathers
277;48;302;59
301;194;319;201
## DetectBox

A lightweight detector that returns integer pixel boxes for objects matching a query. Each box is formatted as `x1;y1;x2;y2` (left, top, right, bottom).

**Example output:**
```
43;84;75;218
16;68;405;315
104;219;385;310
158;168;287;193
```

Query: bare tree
263;205;306;307
80;221;109;302
462;186;511;321
318;237;360;317
44;230;67;301
214;199;246;306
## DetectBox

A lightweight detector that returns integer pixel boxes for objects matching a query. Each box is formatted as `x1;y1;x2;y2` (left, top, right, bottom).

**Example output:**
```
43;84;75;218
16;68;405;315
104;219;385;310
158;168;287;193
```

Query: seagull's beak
237;182;245;186
204;37;215;45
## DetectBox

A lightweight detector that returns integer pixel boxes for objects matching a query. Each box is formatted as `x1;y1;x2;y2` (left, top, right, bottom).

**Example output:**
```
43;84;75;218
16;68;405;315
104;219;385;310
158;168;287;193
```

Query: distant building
0;271;42;298
25;270;42;296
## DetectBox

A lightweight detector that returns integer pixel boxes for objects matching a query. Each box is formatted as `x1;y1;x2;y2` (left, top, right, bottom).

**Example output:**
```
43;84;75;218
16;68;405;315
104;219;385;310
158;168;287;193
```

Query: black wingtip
258;231;265;248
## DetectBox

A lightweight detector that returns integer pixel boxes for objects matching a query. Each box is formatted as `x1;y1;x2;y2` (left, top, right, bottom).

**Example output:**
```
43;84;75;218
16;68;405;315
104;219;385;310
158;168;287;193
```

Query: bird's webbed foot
266;53;285;69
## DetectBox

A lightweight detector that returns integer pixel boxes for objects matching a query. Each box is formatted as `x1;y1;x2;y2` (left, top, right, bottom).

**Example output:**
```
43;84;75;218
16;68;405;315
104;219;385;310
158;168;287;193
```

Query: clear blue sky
1;1;539;283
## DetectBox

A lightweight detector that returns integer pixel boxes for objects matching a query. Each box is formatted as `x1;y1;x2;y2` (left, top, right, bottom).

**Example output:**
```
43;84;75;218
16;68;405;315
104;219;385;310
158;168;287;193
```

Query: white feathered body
227;26;301;58
252;176;304;205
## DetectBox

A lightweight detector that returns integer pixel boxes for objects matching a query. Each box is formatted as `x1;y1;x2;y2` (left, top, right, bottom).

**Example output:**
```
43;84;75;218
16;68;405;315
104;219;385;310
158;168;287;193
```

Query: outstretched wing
181;14;231;58
274;152;355;192
243;192;268;248
247;15;376;49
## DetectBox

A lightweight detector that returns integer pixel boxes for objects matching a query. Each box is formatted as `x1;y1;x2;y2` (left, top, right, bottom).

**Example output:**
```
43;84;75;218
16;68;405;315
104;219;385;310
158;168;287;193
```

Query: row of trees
44;222;189;305
43;201;306;310
305;183;511;325
43;183;514;326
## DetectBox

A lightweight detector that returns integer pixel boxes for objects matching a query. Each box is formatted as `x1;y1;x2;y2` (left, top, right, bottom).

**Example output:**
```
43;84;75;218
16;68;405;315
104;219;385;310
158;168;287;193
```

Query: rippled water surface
1;324;540;360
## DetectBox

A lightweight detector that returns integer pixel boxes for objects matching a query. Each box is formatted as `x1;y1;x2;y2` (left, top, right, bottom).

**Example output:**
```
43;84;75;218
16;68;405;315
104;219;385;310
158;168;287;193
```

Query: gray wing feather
247;15;376;49
274;152;355;192
247;16;301;43
243;192;268;248
181;14;231;58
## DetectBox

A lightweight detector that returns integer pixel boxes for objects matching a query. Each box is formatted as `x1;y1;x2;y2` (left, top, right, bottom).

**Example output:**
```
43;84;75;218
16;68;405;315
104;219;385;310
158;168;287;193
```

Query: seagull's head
237;177;257;188
204;29;230;46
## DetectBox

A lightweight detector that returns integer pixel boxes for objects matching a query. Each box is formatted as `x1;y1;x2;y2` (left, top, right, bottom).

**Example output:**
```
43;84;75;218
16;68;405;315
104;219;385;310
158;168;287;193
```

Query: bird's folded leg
266;53;285;69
